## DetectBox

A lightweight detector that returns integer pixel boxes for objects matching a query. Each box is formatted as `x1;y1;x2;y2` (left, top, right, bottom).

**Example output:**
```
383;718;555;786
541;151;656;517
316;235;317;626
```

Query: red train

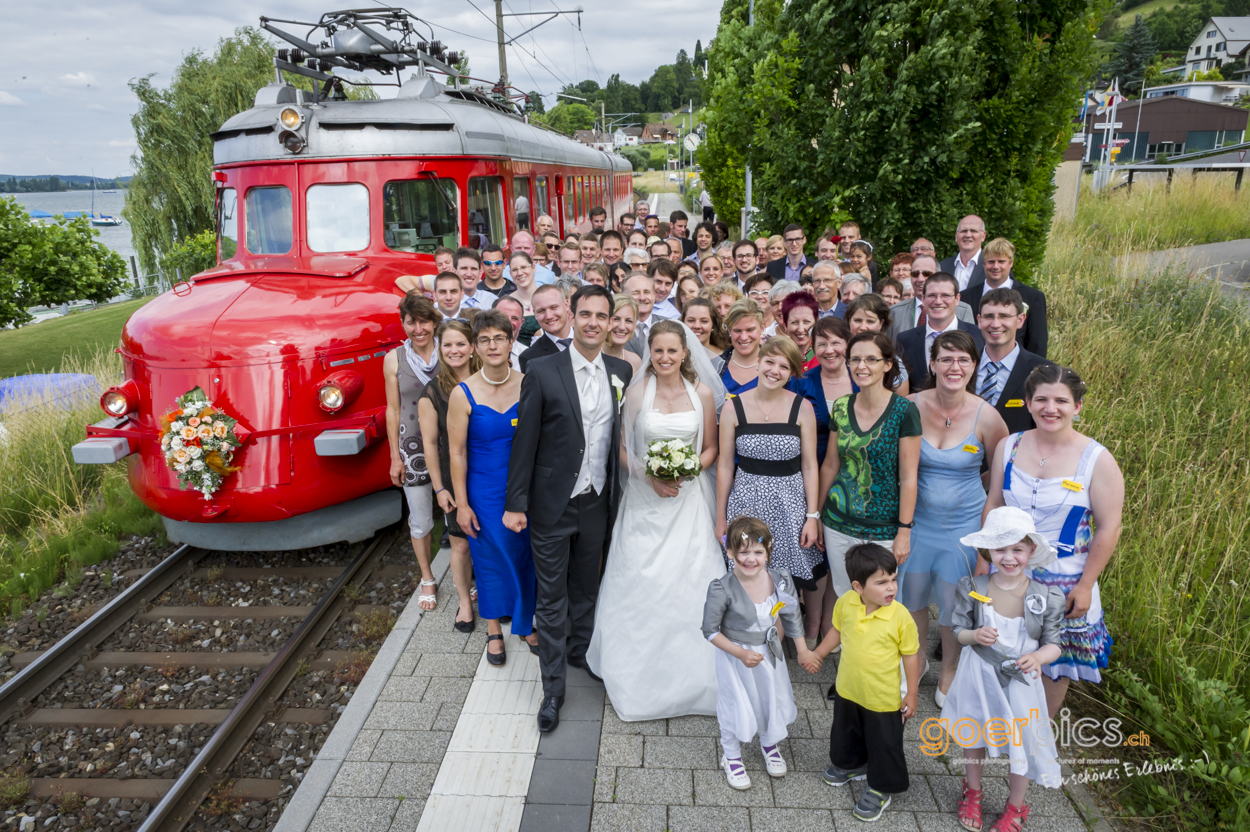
73;9;633;549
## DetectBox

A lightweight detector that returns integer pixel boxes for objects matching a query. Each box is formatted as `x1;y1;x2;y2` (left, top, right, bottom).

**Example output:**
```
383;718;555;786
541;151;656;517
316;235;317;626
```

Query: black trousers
529;488;609;698
829;689;909;794
702;206;715;223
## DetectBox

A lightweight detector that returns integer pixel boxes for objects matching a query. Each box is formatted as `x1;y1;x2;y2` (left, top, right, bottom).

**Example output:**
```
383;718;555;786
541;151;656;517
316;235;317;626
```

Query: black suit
766;255;811;283
505;349;633;698
518;333;562;373
962;280;1049;359
897;321;985;389
988;348;1051;434
940;253;985;290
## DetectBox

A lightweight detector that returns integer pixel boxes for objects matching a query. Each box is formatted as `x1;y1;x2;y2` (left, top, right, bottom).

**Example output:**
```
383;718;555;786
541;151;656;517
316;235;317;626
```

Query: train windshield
245;186;293;254
383;179;459;253
218;188;238;260
468;177;504;250
307;183;370;253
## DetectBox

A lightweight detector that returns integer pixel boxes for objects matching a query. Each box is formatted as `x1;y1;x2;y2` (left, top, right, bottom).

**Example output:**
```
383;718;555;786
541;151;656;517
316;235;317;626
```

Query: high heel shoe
486;633;506;666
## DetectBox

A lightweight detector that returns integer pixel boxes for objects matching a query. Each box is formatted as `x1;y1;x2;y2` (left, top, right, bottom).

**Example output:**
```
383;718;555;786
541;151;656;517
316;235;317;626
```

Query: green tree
694;40;706;70
703;0;1098;276
648;65;678;111
1109;15;1158;96
525;90;546;114
158;230;218;281
0;197;127;328
534;102;596;135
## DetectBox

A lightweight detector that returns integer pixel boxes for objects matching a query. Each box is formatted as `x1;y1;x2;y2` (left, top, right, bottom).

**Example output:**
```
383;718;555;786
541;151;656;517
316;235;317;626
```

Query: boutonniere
1025;594;1046;615
611;375;625;409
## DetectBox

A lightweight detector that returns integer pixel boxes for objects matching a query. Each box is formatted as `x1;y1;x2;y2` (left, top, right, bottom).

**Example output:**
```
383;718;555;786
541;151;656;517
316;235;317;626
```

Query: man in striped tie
976;287;1051;434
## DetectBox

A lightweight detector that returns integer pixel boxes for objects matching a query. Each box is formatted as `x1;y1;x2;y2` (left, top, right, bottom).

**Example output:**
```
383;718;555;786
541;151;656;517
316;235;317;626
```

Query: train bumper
72;417;139;463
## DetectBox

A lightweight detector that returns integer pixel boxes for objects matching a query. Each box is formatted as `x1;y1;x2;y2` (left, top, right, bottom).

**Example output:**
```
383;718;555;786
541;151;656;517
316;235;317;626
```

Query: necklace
730;353;759;370
656;381;684;409
933;394;966;428
757;394;783;422
481;366;511;386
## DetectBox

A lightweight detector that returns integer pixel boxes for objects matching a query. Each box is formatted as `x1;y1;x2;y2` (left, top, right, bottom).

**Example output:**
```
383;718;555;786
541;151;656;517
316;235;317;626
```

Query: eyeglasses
910;269;934;278
925;293;957;302
735;253;756;260
483;259;505;266
476;335;511;347
784;236;803;244
933;356;975;367
748;291;770;299
847;356;885;367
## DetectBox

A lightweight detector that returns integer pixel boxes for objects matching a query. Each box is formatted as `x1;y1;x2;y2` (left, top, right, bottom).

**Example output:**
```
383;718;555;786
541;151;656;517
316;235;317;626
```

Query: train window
217;188;238;261
245;186;293;255
468;177;504;248
512;177;532;231
575;176;584;220
307;183;370;253
564;177;573;227
382;179;459;253
536;176;549;219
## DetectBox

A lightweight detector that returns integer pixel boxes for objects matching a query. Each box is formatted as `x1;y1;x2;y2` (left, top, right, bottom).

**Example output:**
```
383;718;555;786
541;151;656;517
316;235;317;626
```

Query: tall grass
0;350;161;615
1041;224;1250;829
1060;173;1250;251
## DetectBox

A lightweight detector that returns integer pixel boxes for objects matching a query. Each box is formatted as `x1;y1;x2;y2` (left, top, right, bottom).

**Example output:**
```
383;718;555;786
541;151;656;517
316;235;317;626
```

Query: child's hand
900;690;919;720
797;650;821;674
1016;652;1044;678
974;626;998;646
739;649;764;669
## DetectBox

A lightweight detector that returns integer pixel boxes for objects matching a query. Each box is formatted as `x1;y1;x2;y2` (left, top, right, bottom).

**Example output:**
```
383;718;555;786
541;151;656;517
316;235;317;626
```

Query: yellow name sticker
963;444;979;453
769;601;786;618
511;418;518;427
1005;399;1024;408
1062;478;1084;493
969;591;993;604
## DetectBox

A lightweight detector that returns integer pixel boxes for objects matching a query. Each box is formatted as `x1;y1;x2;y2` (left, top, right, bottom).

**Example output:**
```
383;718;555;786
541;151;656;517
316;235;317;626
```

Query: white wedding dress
587;376;727;721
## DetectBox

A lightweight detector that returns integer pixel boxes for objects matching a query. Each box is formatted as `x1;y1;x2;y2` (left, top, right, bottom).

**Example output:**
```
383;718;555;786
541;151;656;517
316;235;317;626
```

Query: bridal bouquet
645;439;701;482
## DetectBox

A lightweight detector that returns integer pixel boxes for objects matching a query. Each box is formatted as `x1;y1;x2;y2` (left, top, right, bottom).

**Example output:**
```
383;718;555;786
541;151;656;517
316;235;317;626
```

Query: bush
158;229;217;282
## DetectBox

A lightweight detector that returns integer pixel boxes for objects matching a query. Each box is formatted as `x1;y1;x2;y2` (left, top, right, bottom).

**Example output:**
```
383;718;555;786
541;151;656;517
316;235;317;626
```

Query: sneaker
822;764;867;786
761;743;787;777
853;787;891;821
720;755;751;790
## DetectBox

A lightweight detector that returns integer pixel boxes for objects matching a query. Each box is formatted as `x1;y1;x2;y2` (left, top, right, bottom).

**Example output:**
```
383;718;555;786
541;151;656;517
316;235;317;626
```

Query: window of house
467;177;504;249
382;178;459;253
1207;30;1217;37
1218;42;1227;51
307;183;370;253
245;186;292;255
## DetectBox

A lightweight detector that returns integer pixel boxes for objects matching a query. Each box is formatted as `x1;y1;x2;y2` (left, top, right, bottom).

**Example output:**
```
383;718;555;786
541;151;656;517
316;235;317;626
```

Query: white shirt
977;343;1019;406
510;339;525;371
544;328;573;349
569;346;613;498
461;287;499;309
924;316;960;352
953;249;981;291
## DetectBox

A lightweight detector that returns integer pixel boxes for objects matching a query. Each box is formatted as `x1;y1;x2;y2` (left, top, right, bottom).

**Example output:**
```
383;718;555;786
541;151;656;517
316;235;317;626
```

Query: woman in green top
817;331;922;599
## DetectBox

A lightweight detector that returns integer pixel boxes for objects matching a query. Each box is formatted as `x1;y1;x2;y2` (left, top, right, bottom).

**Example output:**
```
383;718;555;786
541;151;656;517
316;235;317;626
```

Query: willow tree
124;28;375;274
703;0;1099;276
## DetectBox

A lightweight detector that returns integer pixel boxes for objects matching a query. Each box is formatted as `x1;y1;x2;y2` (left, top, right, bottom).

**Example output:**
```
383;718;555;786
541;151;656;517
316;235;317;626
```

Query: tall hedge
702;0;1099;278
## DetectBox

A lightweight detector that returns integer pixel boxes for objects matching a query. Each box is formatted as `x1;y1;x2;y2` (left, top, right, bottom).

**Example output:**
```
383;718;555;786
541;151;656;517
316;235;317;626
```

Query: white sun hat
960;506;1058;571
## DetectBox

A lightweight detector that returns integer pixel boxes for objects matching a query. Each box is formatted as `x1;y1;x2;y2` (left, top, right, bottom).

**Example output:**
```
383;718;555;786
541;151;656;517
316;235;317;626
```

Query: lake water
7;190;137;267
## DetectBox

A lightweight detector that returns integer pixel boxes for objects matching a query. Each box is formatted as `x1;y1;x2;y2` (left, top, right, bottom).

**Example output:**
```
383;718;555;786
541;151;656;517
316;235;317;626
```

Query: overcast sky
2;0;721;178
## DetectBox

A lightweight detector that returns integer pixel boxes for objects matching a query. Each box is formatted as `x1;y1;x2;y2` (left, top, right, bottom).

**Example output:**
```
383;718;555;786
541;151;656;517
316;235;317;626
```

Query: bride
587;319;728;720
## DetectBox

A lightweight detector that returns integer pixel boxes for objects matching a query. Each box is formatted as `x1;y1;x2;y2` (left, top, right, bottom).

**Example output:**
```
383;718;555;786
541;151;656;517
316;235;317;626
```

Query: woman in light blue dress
900;332;1007;705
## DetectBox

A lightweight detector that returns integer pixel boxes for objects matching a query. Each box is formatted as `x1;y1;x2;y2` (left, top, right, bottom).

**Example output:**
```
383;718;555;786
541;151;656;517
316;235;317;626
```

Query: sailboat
89;174;123;226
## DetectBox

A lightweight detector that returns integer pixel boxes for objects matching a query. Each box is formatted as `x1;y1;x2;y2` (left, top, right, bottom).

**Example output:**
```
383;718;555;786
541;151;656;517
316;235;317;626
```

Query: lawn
1117;0;1177;25
0;297;153;379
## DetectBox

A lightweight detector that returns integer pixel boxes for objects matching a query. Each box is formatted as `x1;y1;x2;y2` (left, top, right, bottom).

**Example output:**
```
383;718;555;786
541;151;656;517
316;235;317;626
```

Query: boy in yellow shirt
807;542;920;821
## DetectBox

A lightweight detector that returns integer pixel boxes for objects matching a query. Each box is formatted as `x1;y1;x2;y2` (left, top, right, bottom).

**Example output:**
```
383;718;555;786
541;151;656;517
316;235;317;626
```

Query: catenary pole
742;0;753;236
495;0;508;87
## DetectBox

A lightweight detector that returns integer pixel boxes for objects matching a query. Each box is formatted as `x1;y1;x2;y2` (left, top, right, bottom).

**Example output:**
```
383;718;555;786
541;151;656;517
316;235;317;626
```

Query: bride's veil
621;320;728;485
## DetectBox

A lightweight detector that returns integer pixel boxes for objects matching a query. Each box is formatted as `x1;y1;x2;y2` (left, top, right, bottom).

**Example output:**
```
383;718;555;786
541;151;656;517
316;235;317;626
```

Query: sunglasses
483;260;505;266
910;269;934;277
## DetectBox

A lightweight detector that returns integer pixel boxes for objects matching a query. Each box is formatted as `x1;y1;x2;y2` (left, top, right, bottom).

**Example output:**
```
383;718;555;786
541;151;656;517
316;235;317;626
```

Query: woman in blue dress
901;331;1007;706
719;300;765;396
448;310;537;666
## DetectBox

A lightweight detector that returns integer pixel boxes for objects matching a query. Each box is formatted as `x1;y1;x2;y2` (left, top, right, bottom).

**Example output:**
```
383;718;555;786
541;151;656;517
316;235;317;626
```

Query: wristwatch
897;519;915;529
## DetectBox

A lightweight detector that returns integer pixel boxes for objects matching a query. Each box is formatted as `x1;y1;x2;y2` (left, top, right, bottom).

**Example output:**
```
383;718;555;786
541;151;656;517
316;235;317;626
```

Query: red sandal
957;779;983;832
989;802;1031;832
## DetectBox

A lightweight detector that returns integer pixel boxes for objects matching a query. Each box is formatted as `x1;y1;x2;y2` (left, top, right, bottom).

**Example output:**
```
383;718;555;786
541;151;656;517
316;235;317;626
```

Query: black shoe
934;641;943;661
440;530;450;548
453;615;475;634
486;633;506;666
527;639;540;655
567;655;602;683
826;682;837;701
538;694;564;733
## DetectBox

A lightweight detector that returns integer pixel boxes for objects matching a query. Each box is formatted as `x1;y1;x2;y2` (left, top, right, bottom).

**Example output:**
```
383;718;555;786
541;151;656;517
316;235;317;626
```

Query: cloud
0;91;23;106
62;71;96;86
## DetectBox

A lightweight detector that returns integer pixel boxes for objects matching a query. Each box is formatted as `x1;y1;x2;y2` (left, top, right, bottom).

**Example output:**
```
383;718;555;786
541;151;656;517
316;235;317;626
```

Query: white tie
582;363;601;416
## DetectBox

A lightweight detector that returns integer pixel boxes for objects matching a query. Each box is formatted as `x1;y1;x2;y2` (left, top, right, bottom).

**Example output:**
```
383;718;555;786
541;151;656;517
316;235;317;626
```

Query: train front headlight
279;107;303;130
100;379;142;417
317;370;363;413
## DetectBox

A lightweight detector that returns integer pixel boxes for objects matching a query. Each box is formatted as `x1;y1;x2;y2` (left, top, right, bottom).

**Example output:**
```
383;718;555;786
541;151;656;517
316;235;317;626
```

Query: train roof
213;74;633;171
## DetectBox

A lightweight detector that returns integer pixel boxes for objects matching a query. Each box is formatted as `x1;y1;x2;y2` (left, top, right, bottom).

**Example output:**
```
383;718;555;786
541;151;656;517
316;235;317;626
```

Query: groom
504;284;634;732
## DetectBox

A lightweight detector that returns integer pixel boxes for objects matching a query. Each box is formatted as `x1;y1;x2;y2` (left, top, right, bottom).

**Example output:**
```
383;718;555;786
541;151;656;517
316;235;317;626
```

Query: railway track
0;526;413;832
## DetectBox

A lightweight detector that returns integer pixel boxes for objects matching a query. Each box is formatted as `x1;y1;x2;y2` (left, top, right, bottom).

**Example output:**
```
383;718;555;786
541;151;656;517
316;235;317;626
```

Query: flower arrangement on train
158;386;242;499
645;439;701;482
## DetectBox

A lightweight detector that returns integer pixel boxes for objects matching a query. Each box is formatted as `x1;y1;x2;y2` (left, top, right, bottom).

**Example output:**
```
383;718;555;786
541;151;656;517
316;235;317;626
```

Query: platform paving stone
749;807;837;832
667;804;752;832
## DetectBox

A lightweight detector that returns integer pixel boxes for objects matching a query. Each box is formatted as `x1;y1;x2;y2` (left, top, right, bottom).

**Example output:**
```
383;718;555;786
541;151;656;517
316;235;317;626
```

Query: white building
1186;18;1250;76
1145;80;1250;104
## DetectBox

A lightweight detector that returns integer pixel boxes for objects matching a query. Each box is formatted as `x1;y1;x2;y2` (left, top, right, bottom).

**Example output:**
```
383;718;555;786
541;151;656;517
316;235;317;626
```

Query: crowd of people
382;203;1125;829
